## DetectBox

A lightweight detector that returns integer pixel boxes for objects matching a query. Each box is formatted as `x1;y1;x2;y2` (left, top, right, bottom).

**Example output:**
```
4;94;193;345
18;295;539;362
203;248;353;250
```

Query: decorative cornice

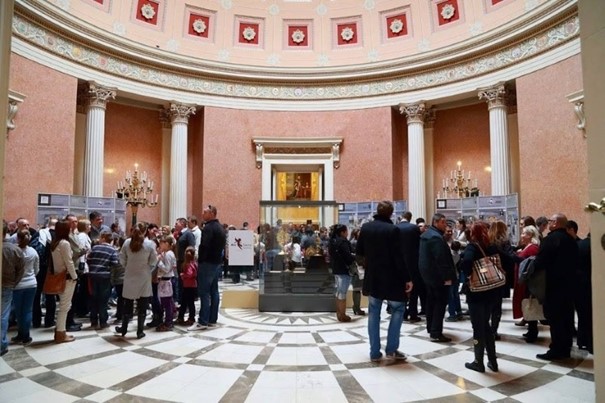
252;137;343;169
566;90;585;136
11;1;580;104
7;90;26;132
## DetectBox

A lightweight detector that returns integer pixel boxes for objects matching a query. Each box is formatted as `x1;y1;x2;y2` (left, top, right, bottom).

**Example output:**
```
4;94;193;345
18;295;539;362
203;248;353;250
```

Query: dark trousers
575;279;593;352
468;296;498;361
490;297;503;334
150;282;162;322
545;299;574;356
425;285;449;337
178;287;196;320
32;266;46;327
407;274;426;318
89;276;112;326
114;284;124;320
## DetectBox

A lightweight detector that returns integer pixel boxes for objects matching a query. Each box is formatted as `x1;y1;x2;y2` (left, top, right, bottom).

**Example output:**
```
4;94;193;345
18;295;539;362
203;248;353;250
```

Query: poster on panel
228;230;254;266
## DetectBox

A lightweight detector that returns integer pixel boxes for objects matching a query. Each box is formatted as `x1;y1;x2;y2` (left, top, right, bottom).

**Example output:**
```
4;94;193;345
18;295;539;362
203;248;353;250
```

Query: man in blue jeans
2;222;25;356
188;205;226;331
356;201;413;362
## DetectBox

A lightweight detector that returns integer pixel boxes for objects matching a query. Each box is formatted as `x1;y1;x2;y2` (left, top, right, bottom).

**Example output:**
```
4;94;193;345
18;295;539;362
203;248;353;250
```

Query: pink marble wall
104;103;163;227
188;111;205;219
433;103;491;199
200;107;394;228
516;54;588;236
392;109;407;201
5;54;78;225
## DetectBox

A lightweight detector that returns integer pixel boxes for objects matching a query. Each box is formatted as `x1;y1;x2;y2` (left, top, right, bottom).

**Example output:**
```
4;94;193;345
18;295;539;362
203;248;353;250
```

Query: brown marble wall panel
201;107;394;228
392;109;407;201
6;54;78;225
433;103;491;201
516;54;588;236
189;111;205;218
104;103;163;227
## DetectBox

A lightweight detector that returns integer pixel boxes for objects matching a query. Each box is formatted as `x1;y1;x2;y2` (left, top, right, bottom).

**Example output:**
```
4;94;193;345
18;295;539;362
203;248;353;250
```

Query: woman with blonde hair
116;222;157;339
512;225;541;342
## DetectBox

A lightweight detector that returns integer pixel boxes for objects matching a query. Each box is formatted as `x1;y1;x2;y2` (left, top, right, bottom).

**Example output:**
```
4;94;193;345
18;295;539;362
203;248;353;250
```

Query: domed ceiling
12;0;579;109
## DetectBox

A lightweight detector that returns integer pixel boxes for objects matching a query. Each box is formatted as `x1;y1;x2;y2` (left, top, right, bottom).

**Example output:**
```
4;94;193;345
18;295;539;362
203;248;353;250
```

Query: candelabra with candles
439;161;480;198
116;163;158;226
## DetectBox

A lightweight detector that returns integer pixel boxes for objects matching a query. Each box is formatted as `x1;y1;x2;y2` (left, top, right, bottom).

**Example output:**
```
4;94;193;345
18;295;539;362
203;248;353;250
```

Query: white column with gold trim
169;103;195;225
400;103;427;220
479;83;510;196
83;82;116;197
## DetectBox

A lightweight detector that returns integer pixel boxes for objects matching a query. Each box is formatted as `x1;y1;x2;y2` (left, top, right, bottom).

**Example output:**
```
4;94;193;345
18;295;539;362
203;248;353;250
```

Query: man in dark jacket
2;222;25;356
356;201;413;362
396;216;423;322
419;213;457;342
535;213;579;360
188;205;226;331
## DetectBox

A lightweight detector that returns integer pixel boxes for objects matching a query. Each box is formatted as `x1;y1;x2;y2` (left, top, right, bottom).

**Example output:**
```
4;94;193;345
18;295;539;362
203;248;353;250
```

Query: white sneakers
187;322;208;331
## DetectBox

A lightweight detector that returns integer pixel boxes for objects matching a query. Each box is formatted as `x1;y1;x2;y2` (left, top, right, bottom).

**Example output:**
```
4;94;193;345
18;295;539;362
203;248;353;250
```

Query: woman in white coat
115;222;157;339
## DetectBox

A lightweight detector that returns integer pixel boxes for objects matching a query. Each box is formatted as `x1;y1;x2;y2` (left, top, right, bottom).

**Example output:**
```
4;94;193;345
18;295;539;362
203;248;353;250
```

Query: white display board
228;230;254;266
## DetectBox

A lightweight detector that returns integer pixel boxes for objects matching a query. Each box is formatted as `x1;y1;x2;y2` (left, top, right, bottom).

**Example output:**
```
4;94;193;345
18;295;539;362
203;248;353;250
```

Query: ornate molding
159;108;172;129
7;90;26;132
478;83;507;110
169;102;196;125
11;2;580;103
566;90;585;136
85;81;117;109
252;137;343;169
399;102;426;124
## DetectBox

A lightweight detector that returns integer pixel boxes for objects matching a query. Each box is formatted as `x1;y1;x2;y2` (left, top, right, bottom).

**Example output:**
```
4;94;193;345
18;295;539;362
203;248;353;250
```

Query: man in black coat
535;213;579;360
418;213;457;342
396;214;423;322
356;201;413;362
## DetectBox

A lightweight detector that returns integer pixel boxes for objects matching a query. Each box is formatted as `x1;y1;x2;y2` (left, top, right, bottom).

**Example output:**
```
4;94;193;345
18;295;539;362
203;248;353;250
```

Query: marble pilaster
399;102;427;220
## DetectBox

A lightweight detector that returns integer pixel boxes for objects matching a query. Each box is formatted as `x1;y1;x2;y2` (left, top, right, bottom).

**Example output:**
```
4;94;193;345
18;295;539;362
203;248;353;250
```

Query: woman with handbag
329;224;355;322
50;220;79;343
116;222;158;339
459;221;508;372
512;225;541;342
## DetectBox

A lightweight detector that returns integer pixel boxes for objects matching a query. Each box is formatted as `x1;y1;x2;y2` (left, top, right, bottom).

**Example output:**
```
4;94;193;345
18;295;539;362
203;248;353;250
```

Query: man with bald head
534;213;579;361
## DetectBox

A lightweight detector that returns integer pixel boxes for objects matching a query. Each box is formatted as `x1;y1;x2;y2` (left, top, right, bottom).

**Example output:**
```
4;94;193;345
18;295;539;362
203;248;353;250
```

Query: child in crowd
156;236;176;331
177;246;197;326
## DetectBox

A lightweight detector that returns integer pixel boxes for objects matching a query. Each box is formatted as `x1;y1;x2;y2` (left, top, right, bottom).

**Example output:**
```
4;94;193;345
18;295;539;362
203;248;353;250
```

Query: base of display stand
259;294;336;312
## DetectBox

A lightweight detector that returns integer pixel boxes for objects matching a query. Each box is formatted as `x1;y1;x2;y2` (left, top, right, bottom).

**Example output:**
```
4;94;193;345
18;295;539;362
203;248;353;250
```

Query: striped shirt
87;243;119;278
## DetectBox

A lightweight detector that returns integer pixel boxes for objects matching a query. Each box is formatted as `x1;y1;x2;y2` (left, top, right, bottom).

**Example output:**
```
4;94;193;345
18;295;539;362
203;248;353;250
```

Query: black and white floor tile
0;281;595;402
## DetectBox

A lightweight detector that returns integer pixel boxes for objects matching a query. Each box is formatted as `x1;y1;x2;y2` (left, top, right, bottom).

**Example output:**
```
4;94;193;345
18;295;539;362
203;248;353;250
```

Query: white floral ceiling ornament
291;29;305;44
242;26;256;41
440;4;456;20
340;27;355;42
192;19;207;34
140;3;156;20
390;19;404;34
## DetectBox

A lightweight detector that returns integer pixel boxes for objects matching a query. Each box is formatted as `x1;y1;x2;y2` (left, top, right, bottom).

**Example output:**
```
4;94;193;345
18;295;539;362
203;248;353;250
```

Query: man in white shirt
188;216;202;258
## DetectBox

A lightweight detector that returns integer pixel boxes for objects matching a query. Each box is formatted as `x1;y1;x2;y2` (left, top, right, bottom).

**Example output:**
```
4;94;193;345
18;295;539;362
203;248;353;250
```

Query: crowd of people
1;205;227;355
1;204;594;373
351;202;593;370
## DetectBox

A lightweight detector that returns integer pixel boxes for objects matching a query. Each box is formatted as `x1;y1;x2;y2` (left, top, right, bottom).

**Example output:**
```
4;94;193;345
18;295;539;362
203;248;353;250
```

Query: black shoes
487;360;499;372
66;324;82;332
536;351;570;361
430;335;452;343
115;326;127;336
465;361;485;373
407;316;422;323
523;332;538;343
137;331;146;339
353;308;366;316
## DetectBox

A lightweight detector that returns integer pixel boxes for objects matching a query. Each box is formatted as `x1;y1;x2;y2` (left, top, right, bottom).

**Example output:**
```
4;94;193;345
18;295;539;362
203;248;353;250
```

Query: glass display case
258;200;339;312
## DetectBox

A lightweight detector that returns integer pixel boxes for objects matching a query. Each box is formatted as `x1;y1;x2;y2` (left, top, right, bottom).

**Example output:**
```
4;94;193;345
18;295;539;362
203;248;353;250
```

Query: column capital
398;102;426;124
159;108;172;129
85;81;117;109
424;107;437;129
169;102;196;124
478;83;507;110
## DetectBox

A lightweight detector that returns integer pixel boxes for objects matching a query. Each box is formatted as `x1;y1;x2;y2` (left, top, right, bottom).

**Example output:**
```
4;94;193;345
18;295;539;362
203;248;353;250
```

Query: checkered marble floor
0;282;595;403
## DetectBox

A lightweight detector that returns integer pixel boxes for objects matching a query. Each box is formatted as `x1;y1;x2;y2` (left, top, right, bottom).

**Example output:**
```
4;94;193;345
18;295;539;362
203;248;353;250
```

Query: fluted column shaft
400;103;427;220
83;82;116;197
168;103;196;225
479;84;510;196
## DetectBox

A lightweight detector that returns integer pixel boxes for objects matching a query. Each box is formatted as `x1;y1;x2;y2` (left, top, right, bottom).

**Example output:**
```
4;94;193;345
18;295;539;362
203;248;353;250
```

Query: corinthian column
168;102;196;225
399;102;427;220
479;83;510;196
83;82;116;196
